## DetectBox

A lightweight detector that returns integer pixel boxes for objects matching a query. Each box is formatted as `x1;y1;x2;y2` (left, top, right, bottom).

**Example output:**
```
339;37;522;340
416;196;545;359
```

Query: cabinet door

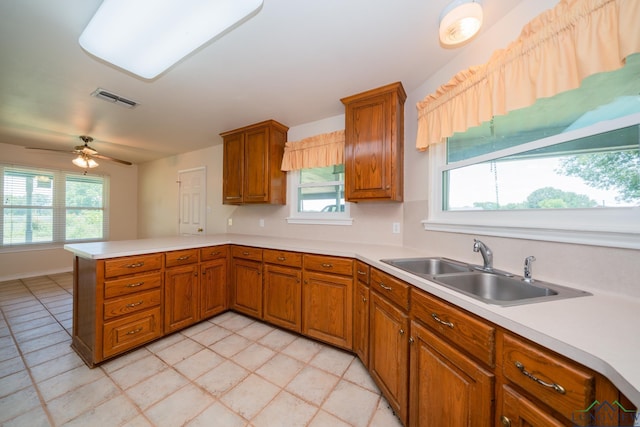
223;132;244;204
263;264;302;332
500;385;565;427
354;281;370;367
243;126;270;203
369;291;409;424
164;265;199;333
302;270;353;350
200;258;228;319
409;320;494;427
231;258;263;319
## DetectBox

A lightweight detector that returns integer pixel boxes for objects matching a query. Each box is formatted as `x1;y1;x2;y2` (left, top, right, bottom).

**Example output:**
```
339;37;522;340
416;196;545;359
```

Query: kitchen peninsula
66;234;639;425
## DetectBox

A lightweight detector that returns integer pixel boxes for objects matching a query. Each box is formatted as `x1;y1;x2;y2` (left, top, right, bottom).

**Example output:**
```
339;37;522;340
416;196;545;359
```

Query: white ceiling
0;0;524;165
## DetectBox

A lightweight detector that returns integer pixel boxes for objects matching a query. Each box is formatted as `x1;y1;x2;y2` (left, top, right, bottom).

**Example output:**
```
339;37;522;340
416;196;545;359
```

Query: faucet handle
523;256;536;283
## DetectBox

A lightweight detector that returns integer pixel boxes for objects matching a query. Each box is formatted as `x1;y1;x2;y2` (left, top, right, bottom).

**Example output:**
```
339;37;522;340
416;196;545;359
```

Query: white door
178;167;206;235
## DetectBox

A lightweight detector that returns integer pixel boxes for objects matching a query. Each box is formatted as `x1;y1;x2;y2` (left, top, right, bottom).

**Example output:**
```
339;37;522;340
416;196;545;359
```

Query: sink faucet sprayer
473;239;493;271
523;256;536;283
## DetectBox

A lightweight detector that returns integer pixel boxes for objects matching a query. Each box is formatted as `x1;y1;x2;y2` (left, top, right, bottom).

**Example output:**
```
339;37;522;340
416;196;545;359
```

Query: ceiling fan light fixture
439;0;483;47
72;154;99;169
79;0;264;79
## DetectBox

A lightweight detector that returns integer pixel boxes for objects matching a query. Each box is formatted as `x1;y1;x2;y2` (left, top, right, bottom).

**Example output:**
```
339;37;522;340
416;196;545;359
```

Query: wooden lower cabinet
164;264;199;333
409;320;494;427
263;263;302;332
369;291;409;424
354;280;370;367
500;384;566;427
200;257;228;319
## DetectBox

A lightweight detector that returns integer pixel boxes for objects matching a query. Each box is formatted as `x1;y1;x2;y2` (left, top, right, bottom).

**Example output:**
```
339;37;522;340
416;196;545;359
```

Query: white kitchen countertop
65;233;640;408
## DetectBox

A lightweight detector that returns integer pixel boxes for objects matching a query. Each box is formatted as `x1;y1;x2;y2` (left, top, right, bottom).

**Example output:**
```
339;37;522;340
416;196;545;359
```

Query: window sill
286;216;353;226
422;218;640;250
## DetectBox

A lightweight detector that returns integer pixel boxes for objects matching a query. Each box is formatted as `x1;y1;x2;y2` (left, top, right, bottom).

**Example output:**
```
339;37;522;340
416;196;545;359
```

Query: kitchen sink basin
381;257;472;277
432;272;591;306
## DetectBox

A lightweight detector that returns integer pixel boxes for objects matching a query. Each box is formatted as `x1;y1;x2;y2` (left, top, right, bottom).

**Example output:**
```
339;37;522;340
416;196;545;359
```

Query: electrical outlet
259;219;265;227
227;218;233;226
392;222;401;234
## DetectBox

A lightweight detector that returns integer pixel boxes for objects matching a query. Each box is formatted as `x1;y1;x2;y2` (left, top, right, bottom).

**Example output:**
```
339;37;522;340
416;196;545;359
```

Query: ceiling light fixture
79;0;264;79
439;0;483;47
72;154;99;169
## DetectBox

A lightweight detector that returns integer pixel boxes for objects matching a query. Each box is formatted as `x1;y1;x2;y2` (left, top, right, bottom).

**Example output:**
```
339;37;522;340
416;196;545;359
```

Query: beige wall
0;142;138;280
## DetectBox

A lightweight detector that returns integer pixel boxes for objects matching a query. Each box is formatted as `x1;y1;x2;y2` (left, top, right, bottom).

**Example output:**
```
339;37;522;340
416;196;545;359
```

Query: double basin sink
380;257;590;306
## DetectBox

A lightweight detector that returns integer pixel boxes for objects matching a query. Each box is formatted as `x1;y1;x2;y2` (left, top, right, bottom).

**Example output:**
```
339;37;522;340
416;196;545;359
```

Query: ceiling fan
26;135;133;169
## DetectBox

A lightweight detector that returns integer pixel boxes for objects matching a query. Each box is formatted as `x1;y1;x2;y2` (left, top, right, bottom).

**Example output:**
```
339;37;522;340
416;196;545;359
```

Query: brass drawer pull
242;251;250;256
378;282;392;291
431;313;454;328
357;270;367;275
515;361;566;394
277;256;286;261
125;282;144;288
126;327;143;335
321;263;333;268
126;262;145;268
177;255;191;261
500;415;511;427
126;301;144;308
210;251;221;256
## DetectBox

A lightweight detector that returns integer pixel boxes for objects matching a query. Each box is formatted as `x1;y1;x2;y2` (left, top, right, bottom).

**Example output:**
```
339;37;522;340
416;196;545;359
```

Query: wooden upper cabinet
221;119;288;205
341;82;406;202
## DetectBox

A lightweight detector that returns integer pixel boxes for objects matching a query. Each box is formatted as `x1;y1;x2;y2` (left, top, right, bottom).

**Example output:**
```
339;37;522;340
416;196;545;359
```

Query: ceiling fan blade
93;153;133;165
26;147;75;154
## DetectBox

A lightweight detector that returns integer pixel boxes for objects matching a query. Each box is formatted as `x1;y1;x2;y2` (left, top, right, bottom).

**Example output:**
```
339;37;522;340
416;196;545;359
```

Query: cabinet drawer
263;249;302;267
370;268;409;310
104;253;163;278
103;289;162;320
412;288;495;367
232;245;263;261
165;249;199;268
104;272;162;299
502;333;594;424
103;307;162;358
200;245;228;262
355;261;370;285
304;254;353;276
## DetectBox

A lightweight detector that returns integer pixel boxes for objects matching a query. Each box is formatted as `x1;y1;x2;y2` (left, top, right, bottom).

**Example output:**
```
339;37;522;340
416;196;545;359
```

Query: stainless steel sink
380;257;590;306
432;272;590;306
381;257;472;277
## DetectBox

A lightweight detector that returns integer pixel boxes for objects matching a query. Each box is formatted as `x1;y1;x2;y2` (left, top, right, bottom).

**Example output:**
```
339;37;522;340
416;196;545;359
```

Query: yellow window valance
280;129;345;171
416;0;640;150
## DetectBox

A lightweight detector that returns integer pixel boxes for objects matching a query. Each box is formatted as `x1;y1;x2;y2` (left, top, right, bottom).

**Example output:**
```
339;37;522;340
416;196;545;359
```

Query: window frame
286;167;352;226
424;113;640;250
1;164;109;251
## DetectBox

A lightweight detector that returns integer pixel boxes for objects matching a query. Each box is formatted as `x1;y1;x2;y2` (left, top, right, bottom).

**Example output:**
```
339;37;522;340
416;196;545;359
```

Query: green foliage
474;187;598;210
557;150;639;203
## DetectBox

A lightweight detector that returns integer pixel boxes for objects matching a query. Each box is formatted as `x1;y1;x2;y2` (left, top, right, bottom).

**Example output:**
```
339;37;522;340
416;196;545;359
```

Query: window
287;164;352;225
426;55;640;249
1;164;108;250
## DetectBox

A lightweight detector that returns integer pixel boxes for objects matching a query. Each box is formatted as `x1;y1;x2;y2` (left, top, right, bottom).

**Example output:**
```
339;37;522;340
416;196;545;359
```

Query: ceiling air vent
91;88;139;109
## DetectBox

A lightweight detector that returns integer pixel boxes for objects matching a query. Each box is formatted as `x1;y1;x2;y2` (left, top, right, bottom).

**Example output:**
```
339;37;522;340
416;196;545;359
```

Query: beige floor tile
64;394;140;427
7;315;56;334
46;376;120;425
0;386;42;424
0;356;25;379
210;333;251;358
369;396;404;427
145;330;186;353
233;343;276;371
1;405;50;427
281;336;323;363
220;373;280;420
258;328;297;351
38;364;106;401
196;359;249;397
174;348;225;380
15;330;70;354
255;353;304;388
13;322;65;343
309;346;355;376
30;351;85;383
252;390;319;427
236;320;275;341
217;313;256;331
322;380;380;427
100;347;153;374
208;310;237;324
190;324;232;346
285;365;340;406
187;401;248;427
146;383;214;427
23;339;73;367
343;358;380;393
0;370;32;398
109;354;168;390
125;368;189;410
0;338;20;363
155;337;204;366
308;409;352;427
180;320;217;337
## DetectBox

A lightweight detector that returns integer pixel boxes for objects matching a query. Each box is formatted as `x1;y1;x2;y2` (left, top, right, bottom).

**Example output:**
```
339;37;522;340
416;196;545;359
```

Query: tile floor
0;273;403;427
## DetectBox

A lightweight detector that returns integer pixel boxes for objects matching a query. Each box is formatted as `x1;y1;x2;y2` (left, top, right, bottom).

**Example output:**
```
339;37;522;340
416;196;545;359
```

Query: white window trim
285;169;353;226
423;113;640;250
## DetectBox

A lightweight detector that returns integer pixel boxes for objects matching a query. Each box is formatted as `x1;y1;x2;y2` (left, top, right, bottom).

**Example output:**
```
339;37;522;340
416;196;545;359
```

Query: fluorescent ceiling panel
79;0;264;79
